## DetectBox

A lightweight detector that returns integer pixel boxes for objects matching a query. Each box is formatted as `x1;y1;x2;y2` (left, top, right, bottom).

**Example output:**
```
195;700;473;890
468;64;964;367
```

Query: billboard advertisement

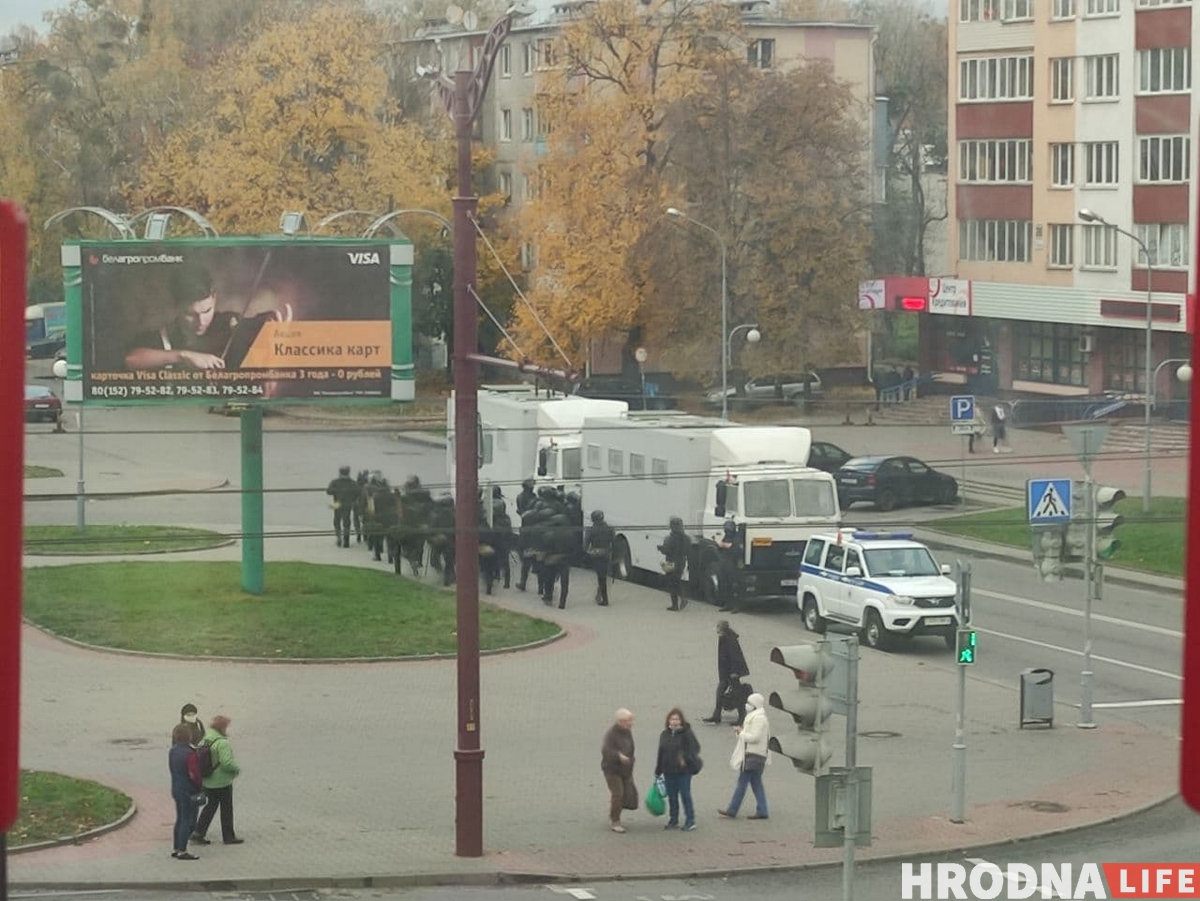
72;239;411;405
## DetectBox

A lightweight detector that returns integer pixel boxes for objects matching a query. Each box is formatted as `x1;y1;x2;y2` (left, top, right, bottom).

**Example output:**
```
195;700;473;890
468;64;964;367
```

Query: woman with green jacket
191;714;244;846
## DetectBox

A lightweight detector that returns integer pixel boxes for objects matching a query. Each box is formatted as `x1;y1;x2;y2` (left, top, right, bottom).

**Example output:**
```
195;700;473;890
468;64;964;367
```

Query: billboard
65;238;413;405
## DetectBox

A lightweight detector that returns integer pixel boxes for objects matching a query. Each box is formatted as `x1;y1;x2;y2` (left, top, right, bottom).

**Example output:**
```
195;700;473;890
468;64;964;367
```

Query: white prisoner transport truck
579;413;842;604
447;386;627;512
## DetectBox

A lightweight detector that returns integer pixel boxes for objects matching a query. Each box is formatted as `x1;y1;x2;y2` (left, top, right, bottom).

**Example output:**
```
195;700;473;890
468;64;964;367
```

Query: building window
959;219;1033;262
536;108;548;139
522;42;534;75
957;139;1033;183
607;448;624;474
630;453;646;478
1137;0;1190;5
1083;141;1119;185
499;45;511;77
1139;135;1190;183
1104;331;1147;393
1002;0;1033;17
1085;0;1120;13
1138;47;1191;94
1082;223;1119;268
498;171;512;200
1048;224;1074;267
587;443;601;469
960;0;999;20
1050;57;1074;102
747;39;774;68
499;108;512;142
1053;0;1076;17
1014;322;1086;386
958;55;1034;100
521;108;534;142
1135;223;1189;268
523;172;536;201
651;458;668;485
1050;143;1075;186
1083;54;1119;99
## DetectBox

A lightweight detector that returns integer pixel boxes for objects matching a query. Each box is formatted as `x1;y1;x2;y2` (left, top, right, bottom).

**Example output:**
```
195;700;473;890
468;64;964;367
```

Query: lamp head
52;359;67;379
1078;209;1102;224
746;327;762;345
1177;363;1194;384
666;207;683;218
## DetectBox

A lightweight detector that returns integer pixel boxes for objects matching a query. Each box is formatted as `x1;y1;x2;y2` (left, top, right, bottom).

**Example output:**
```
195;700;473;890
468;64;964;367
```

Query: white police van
796;529;960;651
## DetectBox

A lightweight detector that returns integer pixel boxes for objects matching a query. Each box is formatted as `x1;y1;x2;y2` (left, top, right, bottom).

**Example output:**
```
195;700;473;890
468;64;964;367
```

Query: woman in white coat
718;692;770;819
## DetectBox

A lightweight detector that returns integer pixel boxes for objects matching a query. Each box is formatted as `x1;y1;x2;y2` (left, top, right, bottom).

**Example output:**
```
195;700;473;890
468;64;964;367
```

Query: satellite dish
446;4;464;24
463;10;478;29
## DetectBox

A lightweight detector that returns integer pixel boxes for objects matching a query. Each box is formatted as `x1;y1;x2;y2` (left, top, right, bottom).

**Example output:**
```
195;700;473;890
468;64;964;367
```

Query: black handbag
743;752;766;772
688;755;704;775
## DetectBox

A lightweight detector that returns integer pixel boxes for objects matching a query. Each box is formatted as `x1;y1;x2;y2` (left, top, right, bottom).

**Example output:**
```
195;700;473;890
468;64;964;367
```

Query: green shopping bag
644;776;666;816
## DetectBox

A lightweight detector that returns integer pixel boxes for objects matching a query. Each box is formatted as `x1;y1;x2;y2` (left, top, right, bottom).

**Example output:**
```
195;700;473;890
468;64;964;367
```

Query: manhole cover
109;737;150;746
860;730;901;739
1009;800;1069;813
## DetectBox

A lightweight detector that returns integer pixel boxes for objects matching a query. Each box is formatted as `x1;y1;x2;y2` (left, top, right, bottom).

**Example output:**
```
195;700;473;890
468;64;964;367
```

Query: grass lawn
24;524;230;555
23;561;561;657
12;770;132;847
23;464;64;479
928;496;1185;578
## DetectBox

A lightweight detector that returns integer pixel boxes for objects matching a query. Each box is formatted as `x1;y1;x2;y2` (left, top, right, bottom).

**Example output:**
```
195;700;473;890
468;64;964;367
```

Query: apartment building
876;0;1195;406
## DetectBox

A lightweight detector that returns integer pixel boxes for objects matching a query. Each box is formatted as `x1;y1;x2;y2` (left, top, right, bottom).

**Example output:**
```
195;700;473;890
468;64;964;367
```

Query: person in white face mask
180;703;204;746
717;693;770;820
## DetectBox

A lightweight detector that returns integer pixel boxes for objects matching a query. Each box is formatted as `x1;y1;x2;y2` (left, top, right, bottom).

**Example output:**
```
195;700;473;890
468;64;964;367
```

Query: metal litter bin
1019;668;1054;729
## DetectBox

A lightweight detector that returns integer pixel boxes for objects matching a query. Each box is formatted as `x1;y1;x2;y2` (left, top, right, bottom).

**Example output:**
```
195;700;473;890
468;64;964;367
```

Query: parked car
704;372;823;407
808;440;852;473
834;455;958;512
24;384;62;423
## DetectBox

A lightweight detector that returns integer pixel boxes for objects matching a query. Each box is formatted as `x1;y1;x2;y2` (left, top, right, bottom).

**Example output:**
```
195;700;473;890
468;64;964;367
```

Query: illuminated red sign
900;296;927;312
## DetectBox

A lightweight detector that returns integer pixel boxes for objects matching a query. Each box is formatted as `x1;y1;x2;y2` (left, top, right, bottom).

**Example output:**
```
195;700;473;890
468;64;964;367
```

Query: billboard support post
75;406;85;532
240;406;264;594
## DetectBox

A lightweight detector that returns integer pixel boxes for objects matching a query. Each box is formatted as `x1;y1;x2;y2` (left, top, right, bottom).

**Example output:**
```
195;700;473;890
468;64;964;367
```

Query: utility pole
951;560;972;823
1079;467;1097;729
842;636;860;901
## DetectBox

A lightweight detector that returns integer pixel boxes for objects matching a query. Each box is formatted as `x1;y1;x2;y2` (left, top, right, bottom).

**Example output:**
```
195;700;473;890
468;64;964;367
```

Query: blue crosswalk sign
950;395;975;422
1027;478;1072;524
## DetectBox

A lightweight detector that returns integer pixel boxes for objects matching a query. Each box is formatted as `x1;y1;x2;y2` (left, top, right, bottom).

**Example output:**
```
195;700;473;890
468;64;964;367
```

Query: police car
796;529;959;651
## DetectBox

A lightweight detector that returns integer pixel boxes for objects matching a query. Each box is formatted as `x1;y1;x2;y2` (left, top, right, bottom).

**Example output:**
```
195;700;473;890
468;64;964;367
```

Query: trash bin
1019;668;1054;729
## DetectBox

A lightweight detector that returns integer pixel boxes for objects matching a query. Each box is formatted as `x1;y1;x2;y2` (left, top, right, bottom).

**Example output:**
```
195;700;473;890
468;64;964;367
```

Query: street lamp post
726;324;761;403
1150;358;1194;413
666;208;730;418
1079;209;1155;514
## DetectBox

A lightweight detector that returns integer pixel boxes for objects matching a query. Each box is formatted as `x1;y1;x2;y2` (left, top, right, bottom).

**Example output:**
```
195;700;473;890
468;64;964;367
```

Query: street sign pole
1080;468;1097;729
951;560;971;823
841;636;860;901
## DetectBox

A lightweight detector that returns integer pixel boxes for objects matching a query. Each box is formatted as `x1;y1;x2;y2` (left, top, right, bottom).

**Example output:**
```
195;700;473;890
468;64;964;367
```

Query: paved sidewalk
12;535;1179;890
23;473;228;499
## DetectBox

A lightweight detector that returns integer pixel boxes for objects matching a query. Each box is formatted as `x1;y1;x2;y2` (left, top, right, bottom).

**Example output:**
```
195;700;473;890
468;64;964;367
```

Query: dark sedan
809;440;852;473
834;455;958;512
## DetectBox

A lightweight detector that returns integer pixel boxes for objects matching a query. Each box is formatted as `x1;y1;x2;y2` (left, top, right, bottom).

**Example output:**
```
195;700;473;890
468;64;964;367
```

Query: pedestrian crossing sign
1027;478;1072;524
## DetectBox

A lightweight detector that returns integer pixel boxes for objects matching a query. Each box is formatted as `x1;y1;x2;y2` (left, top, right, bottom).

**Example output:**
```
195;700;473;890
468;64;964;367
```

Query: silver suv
796;529;959;651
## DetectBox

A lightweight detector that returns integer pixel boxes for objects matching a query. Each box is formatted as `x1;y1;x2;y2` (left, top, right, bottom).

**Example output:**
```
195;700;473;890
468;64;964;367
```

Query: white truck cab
797;529;959;651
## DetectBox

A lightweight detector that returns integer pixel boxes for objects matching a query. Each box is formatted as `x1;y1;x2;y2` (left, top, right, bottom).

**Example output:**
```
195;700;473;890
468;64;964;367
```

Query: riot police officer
586;510;614;606
429;494;457;586
716;519;744;613
515;479;539;591
542;509;574;608
400;475;433;576
492;487;513;590
326;466;360;548
658;515;689;611
352;470;370;543
371;477;399;565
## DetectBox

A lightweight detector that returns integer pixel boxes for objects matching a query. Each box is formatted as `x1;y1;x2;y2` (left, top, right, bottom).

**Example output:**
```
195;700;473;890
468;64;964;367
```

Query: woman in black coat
703;620;750;726
168;723;200;860
654;707;701;831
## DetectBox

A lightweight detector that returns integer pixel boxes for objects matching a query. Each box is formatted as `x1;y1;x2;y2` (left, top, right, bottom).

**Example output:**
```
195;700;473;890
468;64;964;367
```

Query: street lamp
1150;357;1193;412
666;207;731;418
1079;209;1155;514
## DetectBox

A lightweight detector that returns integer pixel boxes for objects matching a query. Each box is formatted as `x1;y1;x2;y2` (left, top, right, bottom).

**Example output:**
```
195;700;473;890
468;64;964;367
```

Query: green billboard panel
63;237;412;406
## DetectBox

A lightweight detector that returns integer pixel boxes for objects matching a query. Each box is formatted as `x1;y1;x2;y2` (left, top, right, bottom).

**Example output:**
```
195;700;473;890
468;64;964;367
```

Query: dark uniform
514;480;539;591
542;511;574;608
586;510;614;606
429;494;457;586
565;492;585;566
492;488;513;589
362;472;389;560
705;621;751;726
371;481;399;565
326;466;360;548
716;519;744;613
352;470;369;543
399;476;433;576
658;516;690;611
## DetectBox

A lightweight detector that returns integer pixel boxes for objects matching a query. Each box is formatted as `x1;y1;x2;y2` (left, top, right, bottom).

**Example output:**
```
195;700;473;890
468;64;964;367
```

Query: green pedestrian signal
955;629;977;666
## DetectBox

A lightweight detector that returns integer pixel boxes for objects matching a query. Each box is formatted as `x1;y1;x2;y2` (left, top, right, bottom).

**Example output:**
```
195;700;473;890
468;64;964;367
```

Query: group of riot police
325;466;746;611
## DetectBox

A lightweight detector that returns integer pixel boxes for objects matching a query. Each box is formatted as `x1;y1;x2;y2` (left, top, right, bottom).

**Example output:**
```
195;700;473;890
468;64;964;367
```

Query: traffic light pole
842;636;860;901
1079;473;1097;729
951;561;971;823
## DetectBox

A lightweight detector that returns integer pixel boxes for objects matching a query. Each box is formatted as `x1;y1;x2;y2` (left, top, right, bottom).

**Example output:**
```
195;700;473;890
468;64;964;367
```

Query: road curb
9;799;138;856
11;793;1178;891
23;538;237;557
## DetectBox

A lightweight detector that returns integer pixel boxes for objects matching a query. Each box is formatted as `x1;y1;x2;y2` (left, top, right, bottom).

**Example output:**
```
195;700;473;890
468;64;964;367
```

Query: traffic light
1093;486;1126;560
955;629;977;665
1031;528;1064;582
767;643;834;776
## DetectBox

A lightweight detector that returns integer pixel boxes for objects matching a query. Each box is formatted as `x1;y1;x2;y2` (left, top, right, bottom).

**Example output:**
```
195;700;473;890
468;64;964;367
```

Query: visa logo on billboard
347;252;381;265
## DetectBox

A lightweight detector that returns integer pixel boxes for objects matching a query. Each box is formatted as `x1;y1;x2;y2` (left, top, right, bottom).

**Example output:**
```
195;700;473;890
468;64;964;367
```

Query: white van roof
710;427;812;467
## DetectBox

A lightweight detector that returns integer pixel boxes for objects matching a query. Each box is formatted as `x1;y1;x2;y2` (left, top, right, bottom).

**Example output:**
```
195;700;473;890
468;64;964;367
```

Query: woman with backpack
654;707;702;831
192;714;243;846
168;723;200;860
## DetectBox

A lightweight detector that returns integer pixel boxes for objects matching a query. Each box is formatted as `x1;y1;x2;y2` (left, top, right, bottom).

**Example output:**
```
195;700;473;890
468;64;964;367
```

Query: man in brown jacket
600;708;636;833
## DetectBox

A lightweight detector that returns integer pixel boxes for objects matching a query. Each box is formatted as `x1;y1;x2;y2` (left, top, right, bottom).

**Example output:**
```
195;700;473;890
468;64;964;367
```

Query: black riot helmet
591;510;605;524
669;515;684;533
437;493;454;506
566;491;580;507
405;475;421;490
339;465;350;476
723;518;737;538
522;478;535;492
538;486;558;501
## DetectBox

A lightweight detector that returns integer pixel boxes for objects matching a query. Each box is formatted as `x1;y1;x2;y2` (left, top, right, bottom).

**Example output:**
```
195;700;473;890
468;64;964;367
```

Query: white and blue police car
796;529;960;651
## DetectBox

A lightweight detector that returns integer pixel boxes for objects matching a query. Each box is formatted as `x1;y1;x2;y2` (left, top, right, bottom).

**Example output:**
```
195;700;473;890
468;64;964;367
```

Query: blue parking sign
950;395;975;423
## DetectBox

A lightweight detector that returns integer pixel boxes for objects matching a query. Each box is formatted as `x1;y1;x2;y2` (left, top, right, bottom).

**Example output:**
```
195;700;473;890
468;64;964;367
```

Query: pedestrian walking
990;402;1009;453
658;515;689;611
515;479;539;591
601;708;637;833
654;708;701;831
179;702;204;745
168;724;200;860
586;510;614;605
703;620;750;726
717;693;770;821
542;510;574;608
192;714;244;846
326;465;360;548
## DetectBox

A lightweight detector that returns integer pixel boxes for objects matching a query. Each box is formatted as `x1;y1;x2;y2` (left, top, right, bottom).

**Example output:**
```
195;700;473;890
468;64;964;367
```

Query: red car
24;385;62;423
